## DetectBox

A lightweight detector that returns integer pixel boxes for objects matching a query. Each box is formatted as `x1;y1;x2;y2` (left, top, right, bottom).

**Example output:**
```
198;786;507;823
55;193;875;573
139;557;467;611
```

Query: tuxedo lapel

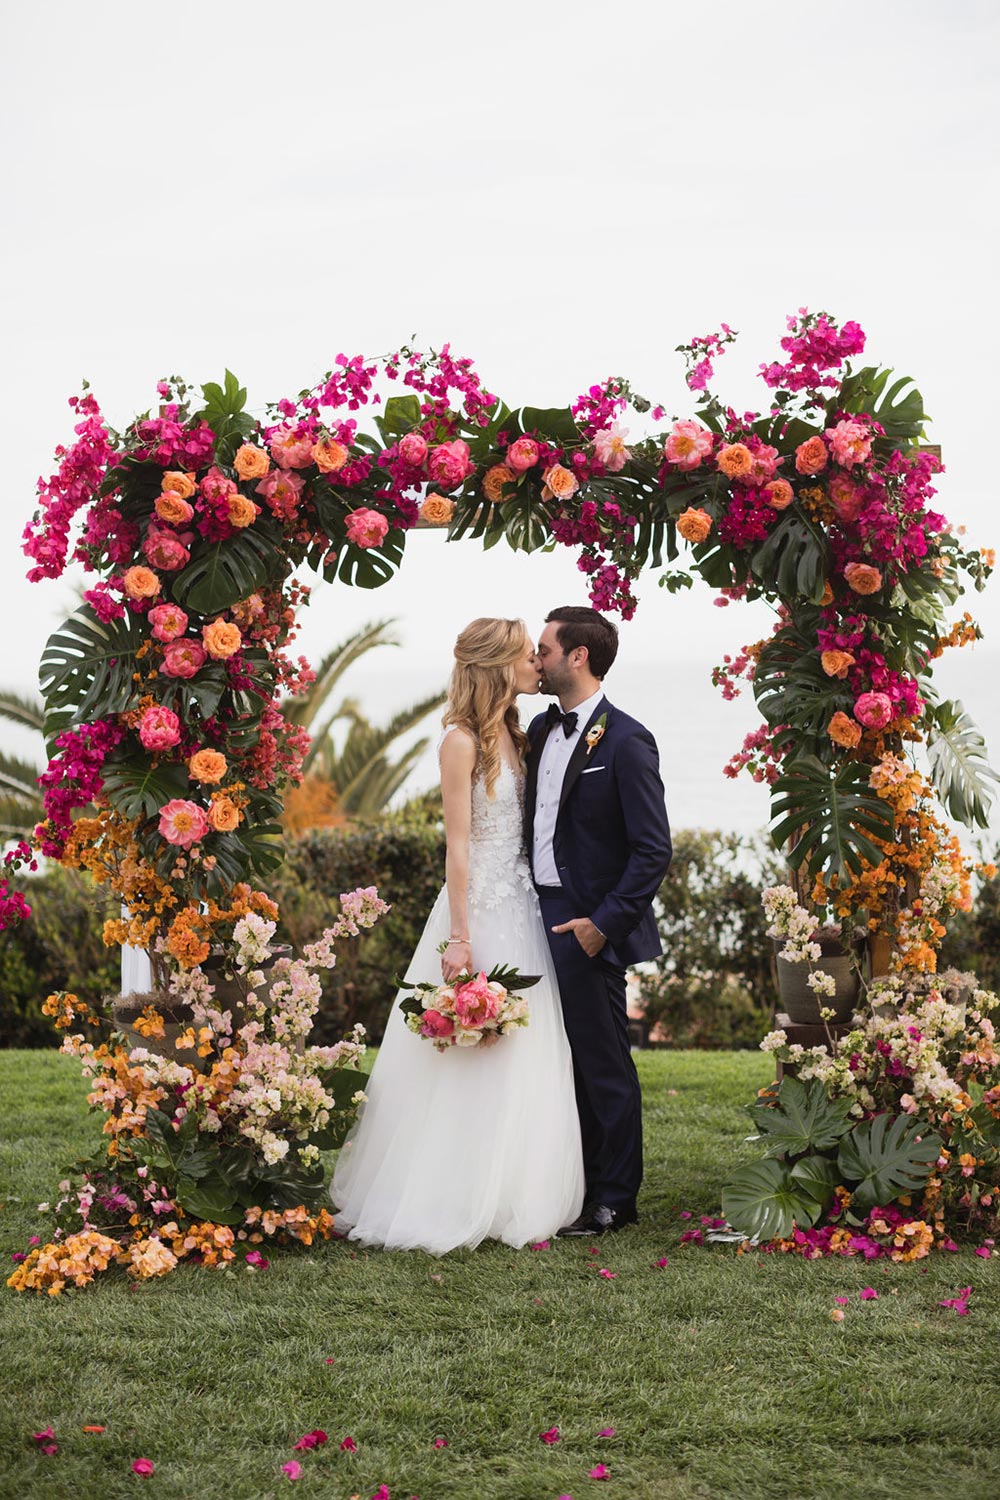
558;696;610;815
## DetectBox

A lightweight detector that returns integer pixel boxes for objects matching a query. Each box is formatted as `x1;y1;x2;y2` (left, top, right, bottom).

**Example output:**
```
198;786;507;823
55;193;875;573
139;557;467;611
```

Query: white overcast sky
2;0;998;833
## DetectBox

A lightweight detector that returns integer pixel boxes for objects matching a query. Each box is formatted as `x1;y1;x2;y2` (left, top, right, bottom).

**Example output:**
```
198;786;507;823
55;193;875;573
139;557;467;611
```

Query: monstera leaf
749;512;829;603
770;756;895;884
834;366;927;444
193;369;257;466
721;1158;826;1241
336;529;407;589
502;405;581;444
503;488;551;553
40;605;145;726
754;624;847;747
172;527;281;614
837;1114;942;1211
926;698;999;830
101;756;190;821
750;1075;854;1158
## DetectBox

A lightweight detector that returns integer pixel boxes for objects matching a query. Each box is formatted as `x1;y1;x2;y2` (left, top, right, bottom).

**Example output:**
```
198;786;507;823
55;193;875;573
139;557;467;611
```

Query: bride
331;617;585;1253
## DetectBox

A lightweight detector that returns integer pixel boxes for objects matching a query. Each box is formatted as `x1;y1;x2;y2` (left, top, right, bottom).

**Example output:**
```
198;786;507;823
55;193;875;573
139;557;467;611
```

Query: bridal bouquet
398;963;538;1051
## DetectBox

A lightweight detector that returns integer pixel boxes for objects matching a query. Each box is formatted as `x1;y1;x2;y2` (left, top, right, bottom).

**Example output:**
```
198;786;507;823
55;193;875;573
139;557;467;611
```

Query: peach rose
820;583;834;606
207;794;241;833
188;748;228;784
155;493;195;525
844;561;883;595
313;438;349;473
482;464;514;503
821;650;856;680
123;566;161;600
269;424;315;470
161;471;196;500
795;436;829;476
828;711;862;749
420;493;455;525
764;479;795;511
716;443;753;480
541;465;579;501
227;494;257;529
506;437;540;473
202;619;242;659
676;507;713;544
233;444;270;481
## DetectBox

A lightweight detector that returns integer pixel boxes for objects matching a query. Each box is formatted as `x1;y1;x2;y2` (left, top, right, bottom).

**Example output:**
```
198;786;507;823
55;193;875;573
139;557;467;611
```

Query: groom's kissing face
536;623;570;697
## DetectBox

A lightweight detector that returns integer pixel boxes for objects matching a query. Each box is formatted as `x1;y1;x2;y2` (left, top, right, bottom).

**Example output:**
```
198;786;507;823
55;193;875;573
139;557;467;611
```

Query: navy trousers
537;888;643;1215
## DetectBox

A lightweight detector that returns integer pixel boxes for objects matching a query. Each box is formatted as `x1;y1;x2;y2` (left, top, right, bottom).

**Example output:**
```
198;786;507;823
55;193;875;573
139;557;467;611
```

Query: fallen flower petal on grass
540;1426;561;1444
834;1297;849;1305
680;1230;704;1245
654;1258;669;1269
433;1437;448;1448
974;1246;992;1258
830;1308;845;1322
859;1288;878;1300
597;1426;616;1438
530;1240;550;1251
679;1211;692;1220
245;1250;269;1270
939;1286;973;1315
281;1460;303;1481
294;1430;328;1451
340;1435;358;1452
370;1487;391;1500
597;1268;617;1279
132;1458;155;1477
588;1462;610;1479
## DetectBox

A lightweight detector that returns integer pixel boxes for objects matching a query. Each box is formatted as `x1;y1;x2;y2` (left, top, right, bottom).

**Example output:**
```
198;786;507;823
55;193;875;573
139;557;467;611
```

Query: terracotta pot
773;937;863;1025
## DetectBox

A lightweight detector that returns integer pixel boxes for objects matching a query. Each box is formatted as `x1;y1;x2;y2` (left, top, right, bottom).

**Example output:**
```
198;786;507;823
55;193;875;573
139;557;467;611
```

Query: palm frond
282;619;400;730
0;690;46;732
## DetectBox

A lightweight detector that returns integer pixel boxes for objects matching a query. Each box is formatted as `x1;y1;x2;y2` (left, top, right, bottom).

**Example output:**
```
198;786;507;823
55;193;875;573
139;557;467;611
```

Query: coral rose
207;794;241;833
143;528;190;572
199;467;237;503
453;973;502;1028
189;748;227;784
123;566;161;600
820;583;834;606
345;508;389;548
744;443;780;488
161;471;196;500
161;639;207;679
313;437;349;473
764;479;794;511
482;464;514;503
398;432;428;467
854;691;893;729
233;444;270;481
227;494;257;528
158;798;209;848
269;424;315;470
844;561;883;595
826;419;872;468
828;712;862;749
202;620;242;659
828;472;865;523
663;419;713;471
427;439;473;491
716;443;753;480
821;650;856;680
255;468;304;521
420;493;455;525
155;493;194;525
506;436;540;473
795;436;829;475
541;465;579;501
676;507;713;544
139;705;181;752
148;603;188;642
419;1008;455;1040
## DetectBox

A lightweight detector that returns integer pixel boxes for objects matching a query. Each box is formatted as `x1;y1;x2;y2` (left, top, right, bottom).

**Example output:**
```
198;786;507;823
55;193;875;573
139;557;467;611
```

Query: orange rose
716;443;753;480
155;493;194;525
202;619;242;659
233;444;270;480
676;507;713;544
820;582;834;606
419;493;455;525
844;561;883;595
313;438;349;473
795;436;829;476
123;565;161;600
828;711;862;749
821;650;856;680
207;795;241;832
161;471;196;499
764;479;794;511
227;494;257;528
541;464;579;501
188;749;228;784
482;464;514;503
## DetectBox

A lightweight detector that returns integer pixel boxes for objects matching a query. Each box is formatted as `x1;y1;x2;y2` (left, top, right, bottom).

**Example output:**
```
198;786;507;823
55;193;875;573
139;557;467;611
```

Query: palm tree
0;690;45;838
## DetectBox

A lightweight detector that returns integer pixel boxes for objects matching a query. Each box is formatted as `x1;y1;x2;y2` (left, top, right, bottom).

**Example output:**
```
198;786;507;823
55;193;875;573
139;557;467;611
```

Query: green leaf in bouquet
769;756;895;884
101;756;190;821
721;1158;825;1241
503;489;550;554
40;604;146;728
176;1175;243;1225
789;1153;842;1208
750;1075;854;1158
503;405;581;444
833;366;927;445
172;527;282;614
926;698;1000;830
749;511;829;603
374;393;423;443
836;1113;942;1211
336;527;407;589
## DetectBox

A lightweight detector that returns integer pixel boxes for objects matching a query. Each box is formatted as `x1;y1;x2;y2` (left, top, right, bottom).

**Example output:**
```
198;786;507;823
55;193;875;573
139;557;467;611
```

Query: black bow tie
546;703;579;738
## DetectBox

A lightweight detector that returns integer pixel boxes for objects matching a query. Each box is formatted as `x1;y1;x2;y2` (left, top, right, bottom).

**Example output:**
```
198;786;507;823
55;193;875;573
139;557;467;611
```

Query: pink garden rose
419;1009;455;1040
398;432;428;467
743;443;780;488
148;603;189;642
506;436;541;473
345;508;389;548
139;704;181;752
592;423;631;473
199;467;238;503
255;467;305;521
427;439;473;490
143;527;190;572
854;691;893;729
161;638;207;679
453;972;503;1028
826;419;873;469
158;798;209;848
268;423;316;470
663;420;713;471
828;472;865;524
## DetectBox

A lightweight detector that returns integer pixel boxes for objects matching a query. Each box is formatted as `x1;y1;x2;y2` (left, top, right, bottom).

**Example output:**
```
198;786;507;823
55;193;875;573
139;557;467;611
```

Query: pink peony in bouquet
397;962;538;1051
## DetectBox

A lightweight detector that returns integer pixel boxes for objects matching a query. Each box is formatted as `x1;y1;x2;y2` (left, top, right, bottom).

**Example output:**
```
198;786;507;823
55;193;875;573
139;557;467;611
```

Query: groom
526;606;672;1236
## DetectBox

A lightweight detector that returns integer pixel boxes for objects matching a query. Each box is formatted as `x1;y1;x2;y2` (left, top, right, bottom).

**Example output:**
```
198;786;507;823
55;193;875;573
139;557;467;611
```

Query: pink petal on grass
132;1458;155;1477
834;1297;849;1306
588;1462;610;1479
679;1211;692;1220
32;1429;56;1445
859;1288;878;1300
540;1426;561;1445
597;1426;617;1438
281;1460;303;1481
530;1240;550;1251
370;1487;391;1500
597;1268;617;1279
433;1437;448;1448
294;1430;328;1451
246;1250;269;1270
655;1257;669;1269
340;1435;358;1452
974;1246;992;1258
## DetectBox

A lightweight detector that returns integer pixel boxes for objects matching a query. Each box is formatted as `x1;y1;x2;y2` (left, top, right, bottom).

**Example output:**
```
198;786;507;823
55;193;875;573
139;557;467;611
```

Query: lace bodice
440;727;535;910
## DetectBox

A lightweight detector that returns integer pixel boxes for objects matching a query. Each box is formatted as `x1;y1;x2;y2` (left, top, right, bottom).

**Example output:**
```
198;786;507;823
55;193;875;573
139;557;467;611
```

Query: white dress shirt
532;686;606;886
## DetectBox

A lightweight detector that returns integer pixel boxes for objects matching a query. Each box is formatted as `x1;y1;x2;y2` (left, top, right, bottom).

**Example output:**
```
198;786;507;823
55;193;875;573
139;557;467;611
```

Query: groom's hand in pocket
551;916;606;957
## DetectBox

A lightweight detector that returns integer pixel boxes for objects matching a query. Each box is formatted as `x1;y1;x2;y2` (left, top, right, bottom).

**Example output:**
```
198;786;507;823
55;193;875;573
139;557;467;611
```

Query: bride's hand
441;940;472;984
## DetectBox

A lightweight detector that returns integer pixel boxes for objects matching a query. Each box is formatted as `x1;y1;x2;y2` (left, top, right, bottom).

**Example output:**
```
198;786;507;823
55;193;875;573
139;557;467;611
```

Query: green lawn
1;1048;998;1500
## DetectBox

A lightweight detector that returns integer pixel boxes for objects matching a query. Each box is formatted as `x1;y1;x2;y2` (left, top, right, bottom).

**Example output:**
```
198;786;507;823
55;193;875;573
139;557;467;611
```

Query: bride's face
512;639;542;696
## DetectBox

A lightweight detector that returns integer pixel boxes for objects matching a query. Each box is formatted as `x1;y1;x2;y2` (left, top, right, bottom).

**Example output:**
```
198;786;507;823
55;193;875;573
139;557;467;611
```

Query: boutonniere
585;714;607;757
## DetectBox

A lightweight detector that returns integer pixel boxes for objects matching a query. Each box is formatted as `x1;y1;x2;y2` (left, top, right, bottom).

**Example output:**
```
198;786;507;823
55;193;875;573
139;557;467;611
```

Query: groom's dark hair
545;606;619;679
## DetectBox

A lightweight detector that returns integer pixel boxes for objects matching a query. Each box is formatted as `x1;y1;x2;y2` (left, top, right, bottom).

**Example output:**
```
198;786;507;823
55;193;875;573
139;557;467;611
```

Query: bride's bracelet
445;936;470;946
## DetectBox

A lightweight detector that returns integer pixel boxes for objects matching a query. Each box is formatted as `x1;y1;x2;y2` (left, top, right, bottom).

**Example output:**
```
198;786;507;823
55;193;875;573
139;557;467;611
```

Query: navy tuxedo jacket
524;697;672;967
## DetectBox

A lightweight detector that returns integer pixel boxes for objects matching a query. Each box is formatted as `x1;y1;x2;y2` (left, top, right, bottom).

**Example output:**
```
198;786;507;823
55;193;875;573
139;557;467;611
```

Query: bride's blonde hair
443;617;530;798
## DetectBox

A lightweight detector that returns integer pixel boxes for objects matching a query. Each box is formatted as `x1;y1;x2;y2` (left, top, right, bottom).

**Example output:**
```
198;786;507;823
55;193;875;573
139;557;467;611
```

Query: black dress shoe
556;1204;638;1237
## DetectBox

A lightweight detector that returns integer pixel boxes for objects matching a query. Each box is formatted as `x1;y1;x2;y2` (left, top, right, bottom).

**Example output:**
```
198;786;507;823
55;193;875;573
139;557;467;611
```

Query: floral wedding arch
8;311;1000;1290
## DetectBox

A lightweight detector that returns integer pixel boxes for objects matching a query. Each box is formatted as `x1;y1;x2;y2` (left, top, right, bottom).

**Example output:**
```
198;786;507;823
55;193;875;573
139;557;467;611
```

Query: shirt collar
563;686;604;733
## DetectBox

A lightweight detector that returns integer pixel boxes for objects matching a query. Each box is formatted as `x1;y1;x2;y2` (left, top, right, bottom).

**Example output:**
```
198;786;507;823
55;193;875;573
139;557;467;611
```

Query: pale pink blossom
158;799;210;848
592;423;631;472
663;420;713;471
345;508;389;548
826;419;873;468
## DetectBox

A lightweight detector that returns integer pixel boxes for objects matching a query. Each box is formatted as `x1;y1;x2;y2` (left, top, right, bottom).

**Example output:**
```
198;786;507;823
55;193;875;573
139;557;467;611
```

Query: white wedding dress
332;733;585;1253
